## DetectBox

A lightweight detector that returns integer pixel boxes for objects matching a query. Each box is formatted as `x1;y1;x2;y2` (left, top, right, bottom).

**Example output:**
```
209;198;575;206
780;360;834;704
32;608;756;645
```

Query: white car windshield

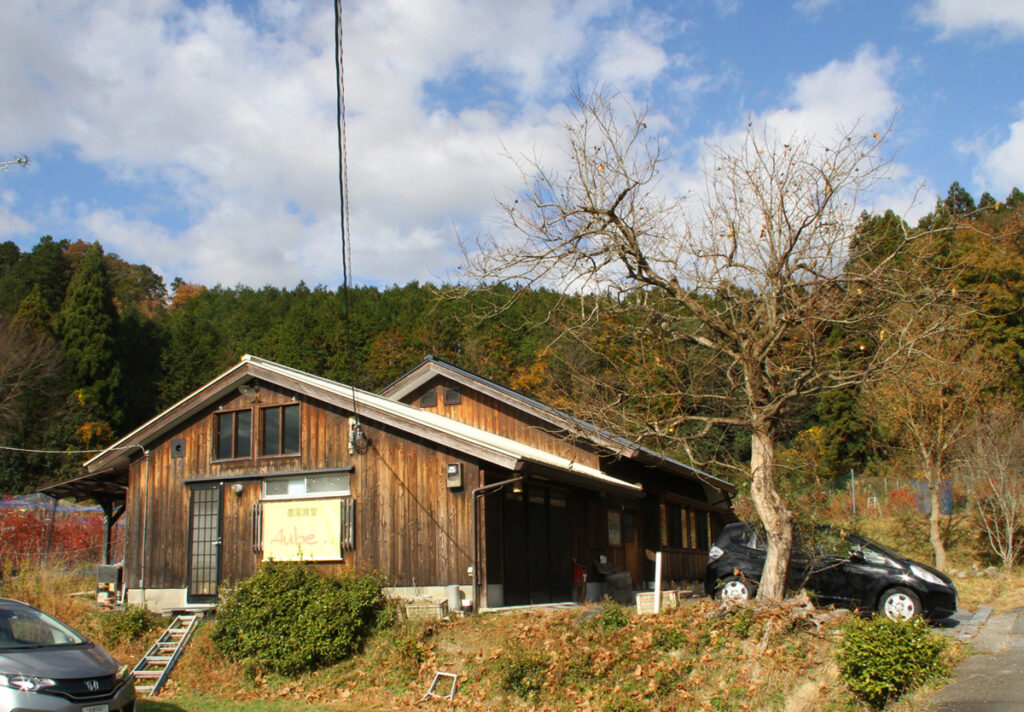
0;606;86;651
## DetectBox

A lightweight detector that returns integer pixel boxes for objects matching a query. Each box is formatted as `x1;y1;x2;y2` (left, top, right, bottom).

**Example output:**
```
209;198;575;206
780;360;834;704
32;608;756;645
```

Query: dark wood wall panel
409;378;602;470
120;373;723;599
358;422;480;587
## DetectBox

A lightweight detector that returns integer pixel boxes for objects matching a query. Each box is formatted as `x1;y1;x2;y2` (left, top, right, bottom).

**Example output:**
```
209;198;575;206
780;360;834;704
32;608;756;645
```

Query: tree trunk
928;479;948;571
749;422;793;600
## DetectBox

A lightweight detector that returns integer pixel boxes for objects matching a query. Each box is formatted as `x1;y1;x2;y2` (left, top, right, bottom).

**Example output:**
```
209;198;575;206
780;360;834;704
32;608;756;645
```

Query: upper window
261;404;300;456
263;472;350;499
418;389;438;407
443;386;461;405
215;410;251;460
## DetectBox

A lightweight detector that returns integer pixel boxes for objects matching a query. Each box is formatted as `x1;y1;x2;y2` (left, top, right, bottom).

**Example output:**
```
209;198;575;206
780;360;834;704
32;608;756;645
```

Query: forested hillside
1;183;1022;503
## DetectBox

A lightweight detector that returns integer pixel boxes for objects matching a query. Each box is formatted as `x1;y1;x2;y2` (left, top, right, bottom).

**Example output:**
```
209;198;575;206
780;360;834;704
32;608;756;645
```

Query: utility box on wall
446;463;463;489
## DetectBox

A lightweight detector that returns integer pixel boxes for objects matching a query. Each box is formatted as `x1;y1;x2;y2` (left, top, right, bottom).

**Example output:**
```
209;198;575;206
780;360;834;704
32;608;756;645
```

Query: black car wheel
878;586;921;620
717;575;754;601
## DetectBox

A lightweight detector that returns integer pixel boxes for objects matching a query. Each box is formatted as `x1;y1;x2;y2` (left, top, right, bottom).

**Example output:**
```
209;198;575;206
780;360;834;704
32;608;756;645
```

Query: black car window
814;530;853;559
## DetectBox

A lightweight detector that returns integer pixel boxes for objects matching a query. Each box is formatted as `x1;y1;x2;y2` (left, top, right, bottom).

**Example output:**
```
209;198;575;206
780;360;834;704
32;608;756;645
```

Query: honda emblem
85;679;100;692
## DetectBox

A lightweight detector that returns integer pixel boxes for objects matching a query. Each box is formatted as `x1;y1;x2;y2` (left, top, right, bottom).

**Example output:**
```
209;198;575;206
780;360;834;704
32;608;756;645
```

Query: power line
334;0;352;296
0;444;135;455
334;0;363;434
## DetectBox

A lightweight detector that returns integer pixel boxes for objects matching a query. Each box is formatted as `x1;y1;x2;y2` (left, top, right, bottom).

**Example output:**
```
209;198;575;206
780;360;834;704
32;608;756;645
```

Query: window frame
213;408;252;461
259;403;301;458
261;471;351;500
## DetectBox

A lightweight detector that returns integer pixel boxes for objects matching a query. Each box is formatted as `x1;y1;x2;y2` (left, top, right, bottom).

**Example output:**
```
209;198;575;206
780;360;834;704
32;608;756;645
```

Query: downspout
136;445;151;605
471;474;524;614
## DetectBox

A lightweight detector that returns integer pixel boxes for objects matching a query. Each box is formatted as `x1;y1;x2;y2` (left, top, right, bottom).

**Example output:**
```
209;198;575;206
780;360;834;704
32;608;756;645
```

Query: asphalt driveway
929;607;1024;711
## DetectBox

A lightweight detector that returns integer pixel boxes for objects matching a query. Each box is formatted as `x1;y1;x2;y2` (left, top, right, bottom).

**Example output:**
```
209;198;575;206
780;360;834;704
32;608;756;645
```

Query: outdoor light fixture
231;483;244;495
238;382;260;400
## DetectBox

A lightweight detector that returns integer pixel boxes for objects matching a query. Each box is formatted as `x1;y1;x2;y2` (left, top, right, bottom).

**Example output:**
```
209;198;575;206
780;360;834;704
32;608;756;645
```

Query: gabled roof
382;355;735;495
46;356;643;499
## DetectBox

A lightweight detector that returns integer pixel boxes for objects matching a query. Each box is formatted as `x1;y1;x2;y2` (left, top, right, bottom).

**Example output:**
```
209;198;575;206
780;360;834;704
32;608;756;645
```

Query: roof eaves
244;358;642;494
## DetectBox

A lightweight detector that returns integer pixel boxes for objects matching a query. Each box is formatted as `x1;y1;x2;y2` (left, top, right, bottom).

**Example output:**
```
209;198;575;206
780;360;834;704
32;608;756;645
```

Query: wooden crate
635;590;680;614
405;600;449;621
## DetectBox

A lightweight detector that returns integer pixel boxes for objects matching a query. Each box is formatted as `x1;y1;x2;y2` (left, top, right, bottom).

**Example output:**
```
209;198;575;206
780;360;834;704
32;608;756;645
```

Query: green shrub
499;649;548;698
97;604;160;644
730;606;756;637
594;598;631;631
210;562;388;676
836;614;949;708
651;625;688;651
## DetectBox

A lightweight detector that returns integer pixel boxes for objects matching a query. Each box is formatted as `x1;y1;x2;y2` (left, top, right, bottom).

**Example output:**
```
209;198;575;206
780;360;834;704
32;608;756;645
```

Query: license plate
82;705;109;712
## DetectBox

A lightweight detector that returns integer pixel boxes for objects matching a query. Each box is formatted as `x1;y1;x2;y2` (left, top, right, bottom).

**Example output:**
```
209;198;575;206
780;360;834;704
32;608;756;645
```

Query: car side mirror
849;550;865;564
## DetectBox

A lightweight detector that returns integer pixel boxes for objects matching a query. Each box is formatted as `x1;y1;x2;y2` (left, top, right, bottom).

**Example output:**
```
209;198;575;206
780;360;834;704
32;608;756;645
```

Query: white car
0;597;135;712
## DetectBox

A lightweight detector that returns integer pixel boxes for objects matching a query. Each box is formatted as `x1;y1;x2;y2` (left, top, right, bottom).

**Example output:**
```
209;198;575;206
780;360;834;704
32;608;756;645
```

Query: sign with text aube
262;498;342;561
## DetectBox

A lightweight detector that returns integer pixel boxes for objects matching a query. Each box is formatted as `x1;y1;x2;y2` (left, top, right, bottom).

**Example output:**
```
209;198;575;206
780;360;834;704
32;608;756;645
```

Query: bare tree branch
461;89;967;599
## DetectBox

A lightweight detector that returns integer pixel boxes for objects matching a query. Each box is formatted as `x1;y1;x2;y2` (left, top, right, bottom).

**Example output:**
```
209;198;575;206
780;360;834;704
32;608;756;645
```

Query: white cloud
0;0;630;287
915;0;1024;38
714;0;740;16
659;45;905;218
763;45;899;138
0;188;32;238
592;29;669;87
978;112;1024;194
794;0;837;17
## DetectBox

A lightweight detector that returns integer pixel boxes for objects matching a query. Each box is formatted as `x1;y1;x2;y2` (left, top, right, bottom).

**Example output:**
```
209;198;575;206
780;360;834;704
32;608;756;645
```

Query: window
623;510;636;543
419;389;438;407
608;510;622;547
663;503;682;548
662;502;702;549
443;386;461;405
263;472;350;499
261;404;300;456
215;410;251;460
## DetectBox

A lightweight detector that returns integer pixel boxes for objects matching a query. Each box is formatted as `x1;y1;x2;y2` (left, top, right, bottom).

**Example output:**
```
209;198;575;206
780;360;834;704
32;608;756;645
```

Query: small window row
263;472;350;499
418;385;461;407
215;403;300;461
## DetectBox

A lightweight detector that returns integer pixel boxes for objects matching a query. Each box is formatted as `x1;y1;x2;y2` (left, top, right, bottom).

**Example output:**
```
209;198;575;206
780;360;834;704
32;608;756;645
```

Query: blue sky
1;0;1022;289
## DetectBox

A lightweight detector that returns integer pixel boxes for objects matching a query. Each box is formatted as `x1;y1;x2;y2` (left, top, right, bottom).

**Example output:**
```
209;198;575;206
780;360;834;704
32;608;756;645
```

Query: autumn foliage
0;502;121;570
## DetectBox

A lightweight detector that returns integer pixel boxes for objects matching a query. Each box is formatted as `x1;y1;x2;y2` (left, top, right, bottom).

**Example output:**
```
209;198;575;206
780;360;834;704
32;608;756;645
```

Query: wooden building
43;355;735;611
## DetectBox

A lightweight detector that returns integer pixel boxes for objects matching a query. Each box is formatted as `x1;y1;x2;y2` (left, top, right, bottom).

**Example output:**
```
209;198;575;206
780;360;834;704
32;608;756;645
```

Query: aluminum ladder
132;613;200;696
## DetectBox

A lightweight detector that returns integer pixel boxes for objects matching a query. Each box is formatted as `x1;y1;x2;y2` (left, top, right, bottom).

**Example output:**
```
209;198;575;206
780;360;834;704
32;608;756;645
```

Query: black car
705;522;957;620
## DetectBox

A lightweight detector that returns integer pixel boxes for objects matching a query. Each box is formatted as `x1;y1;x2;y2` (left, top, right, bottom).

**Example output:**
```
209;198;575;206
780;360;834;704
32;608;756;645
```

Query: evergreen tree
56;242;122;437
22;236;72;313
13;284;53;333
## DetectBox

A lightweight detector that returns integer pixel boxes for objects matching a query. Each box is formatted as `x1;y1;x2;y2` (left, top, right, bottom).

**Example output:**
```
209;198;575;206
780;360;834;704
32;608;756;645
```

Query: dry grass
3;562;974;711
160;598;878;712
1;560;97;627
951;567;1024;613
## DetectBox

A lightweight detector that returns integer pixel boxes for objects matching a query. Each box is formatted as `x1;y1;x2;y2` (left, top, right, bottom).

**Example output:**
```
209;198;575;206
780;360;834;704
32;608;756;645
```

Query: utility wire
0;444;136;455
334;0;363;435
334;0;352;297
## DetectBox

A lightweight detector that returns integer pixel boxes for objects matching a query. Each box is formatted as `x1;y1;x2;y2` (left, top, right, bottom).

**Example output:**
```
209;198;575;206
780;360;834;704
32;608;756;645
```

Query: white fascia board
248;357;642;494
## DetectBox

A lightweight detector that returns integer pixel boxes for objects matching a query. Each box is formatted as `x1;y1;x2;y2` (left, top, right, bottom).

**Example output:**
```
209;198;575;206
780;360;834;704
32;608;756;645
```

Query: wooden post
653;551;663;614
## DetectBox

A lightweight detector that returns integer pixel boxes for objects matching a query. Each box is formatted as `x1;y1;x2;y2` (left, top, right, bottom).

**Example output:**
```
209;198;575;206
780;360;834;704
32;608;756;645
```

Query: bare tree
959;407;1024;569
463;90;958;600
0;316;62;437
862;317;990;570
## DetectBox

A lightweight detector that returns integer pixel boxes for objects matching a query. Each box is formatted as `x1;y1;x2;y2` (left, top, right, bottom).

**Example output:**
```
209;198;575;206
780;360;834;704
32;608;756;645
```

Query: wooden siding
123;380;485;594
404;377;602;469
355;419;480;586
